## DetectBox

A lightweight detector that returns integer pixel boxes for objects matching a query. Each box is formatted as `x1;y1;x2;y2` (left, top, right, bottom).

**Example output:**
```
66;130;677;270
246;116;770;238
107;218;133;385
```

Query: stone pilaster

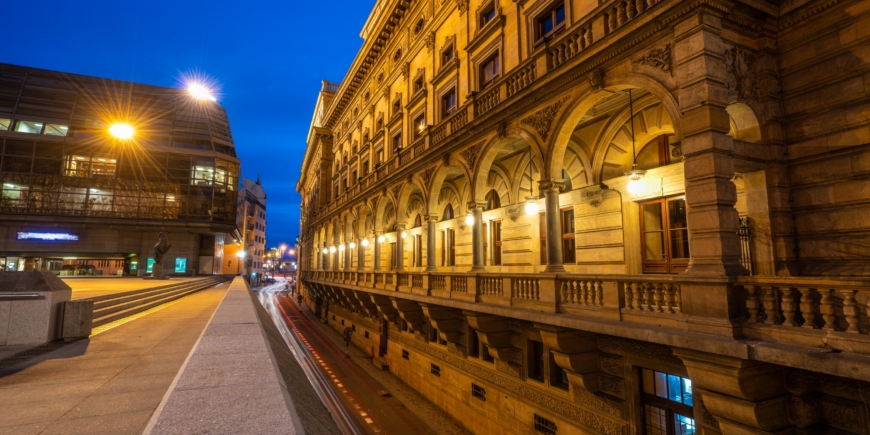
540;179;565;273
673;10;746;276
468;202;486;272
396;224;406;272
373;231;382;271
426;214;438;271
357;238;365;270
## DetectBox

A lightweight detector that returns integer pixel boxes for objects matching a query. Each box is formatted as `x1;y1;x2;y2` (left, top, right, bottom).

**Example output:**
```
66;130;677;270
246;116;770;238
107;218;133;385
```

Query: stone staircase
90;276;232;328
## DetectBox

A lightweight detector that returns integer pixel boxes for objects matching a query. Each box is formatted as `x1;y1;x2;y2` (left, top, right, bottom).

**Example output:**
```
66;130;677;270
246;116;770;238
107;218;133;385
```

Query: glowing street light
378;235;386;243
188;82;216;101
524;197;540;215
465;213;474;226
349;242;356;249
361;239;370;247
109;123;134;140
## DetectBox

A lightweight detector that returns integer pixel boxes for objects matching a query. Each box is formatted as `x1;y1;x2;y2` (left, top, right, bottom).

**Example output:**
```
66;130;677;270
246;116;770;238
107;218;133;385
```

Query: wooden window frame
479;52;501;90
441;87;458;119
492;220;502;266
528;340;545;382
639;368;695;435
639;196;690;274
415;234;423;267
479;1;497;28
535;2;566;42
539;212;547;265
447;228;456;266
561;207;575;264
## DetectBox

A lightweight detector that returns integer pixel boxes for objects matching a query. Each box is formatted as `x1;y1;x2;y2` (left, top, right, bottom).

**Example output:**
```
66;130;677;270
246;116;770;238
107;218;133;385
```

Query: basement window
471;383;486;401
402;349;409;360
534;414;557;435
431;363;441;377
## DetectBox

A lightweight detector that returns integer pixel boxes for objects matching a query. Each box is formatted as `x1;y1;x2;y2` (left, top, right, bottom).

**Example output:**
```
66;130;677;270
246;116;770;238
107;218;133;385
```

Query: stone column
396;224;406;272
540;179;565;273
373;231;382;271
426;214;438;271
343;242;350;270
674;10;746;276
357;238;365;270
469;202;486;272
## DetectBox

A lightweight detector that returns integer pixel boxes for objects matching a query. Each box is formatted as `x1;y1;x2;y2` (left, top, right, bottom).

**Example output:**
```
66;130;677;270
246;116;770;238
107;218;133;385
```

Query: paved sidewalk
0;285;228;435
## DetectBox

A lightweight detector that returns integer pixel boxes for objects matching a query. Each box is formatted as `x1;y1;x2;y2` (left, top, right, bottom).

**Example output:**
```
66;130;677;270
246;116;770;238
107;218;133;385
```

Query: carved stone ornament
506;205;521;222
460;144;481;171
441;152;450;165
457;0;469;15
583;185;605;208
724;46;779;104
496;119;507;138
390;184;402;203
588;69;605;92
521;98;567;142
420;167;435;189
401;62;411;80
425;31;436;52
538;179;566;193
635;44;672;76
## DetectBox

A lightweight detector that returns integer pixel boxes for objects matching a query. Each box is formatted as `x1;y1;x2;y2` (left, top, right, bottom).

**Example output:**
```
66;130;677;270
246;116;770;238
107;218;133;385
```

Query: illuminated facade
298;0;870;433
0;63;240;275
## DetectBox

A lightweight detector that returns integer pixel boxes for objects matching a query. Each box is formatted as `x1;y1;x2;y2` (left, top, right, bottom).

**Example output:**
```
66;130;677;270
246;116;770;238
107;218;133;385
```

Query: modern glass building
0;63;240;275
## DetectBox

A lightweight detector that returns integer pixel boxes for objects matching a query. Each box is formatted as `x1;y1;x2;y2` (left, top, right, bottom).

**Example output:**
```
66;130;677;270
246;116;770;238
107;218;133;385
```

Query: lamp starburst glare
362;239;370;247
109;123;134;140
525;197;539;215
465;213;474;226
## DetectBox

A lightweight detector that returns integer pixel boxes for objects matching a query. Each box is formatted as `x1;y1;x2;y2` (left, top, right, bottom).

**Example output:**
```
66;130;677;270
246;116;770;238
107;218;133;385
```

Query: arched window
561;169;572;192
442;204;454;220
484;189;500;210
634;134;673;172
413;214;422;228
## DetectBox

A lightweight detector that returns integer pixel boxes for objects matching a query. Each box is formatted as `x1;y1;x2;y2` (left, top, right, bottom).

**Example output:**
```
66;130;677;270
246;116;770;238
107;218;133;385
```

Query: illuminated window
191;157;215;186
414;113;426;139
0;118;10;131
43;124;69;136
14;120;43;134
640;368;695;435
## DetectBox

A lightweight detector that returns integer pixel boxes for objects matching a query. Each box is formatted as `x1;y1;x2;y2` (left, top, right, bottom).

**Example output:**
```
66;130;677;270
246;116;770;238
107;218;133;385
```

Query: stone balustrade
302;270;870;355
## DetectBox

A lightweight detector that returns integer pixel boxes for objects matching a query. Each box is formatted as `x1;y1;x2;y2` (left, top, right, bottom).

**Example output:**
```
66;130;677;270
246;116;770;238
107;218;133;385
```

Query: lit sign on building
17;232;79;241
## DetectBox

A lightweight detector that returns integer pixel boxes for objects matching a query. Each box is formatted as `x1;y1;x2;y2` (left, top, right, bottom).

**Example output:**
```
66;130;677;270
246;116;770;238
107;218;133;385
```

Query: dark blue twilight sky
0;0;374;248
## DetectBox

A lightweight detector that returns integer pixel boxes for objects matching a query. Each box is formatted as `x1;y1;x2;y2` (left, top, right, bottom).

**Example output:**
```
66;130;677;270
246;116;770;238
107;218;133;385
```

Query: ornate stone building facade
298;0;870;433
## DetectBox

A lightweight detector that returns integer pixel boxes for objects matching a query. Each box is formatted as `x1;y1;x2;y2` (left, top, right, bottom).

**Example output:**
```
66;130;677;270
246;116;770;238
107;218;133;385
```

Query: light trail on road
257;281;367;435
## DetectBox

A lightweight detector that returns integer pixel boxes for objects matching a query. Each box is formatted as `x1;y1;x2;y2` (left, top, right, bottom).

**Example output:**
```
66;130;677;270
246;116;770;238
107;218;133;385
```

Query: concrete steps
91;276;231;327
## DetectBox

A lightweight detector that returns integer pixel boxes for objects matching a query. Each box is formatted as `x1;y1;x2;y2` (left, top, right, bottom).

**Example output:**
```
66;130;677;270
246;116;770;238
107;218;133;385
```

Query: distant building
0;63;240;276
241;177;266;284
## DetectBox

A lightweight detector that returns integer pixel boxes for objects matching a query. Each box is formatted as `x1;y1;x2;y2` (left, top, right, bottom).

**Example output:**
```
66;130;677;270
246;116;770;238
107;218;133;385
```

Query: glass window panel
43;124;68;136
0;118;10;130
64;155;90;177
642;369;655;394
542;17;553;34
668;199;689;229
59;187;87;211
191;157;215;186
643;404;668;435
654;371;668;398
32;159;61;175
683;378;693;406
3;157;32;173
674;414;696;435
90;156;117;178
668;374;683;403
644;232;665;260
15;120;43;134
555;5;565;24
87;189;114;213
643;203;663;231
35;142;63;156
5;140;34;156
670;228;690;259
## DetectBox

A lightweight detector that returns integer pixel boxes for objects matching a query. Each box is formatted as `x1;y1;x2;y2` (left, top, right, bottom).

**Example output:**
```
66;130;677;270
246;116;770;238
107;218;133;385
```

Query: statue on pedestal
150;232;172;280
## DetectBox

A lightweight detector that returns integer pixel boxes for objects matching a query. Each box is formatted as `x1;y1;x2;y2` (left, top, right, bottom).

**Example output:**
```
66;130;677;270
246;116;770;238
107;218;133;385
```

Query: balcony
302;270;870;357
